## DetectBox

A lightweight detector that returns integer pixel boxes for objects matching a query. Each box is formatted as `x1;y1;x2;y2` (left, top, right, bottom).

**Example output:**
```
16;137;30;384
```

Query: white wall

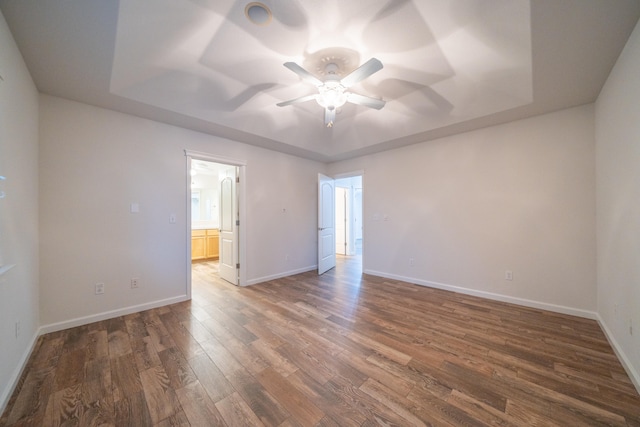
595;19;640;390
39;95;323;328
0;11;40;412
329;105;597;316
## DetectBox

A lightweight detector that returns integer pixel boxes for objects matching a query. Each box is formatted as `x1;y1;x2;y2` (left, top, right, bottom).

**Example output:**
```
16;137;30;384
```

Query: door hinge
236;176;240;183
236;263;240;269
236;220;240;226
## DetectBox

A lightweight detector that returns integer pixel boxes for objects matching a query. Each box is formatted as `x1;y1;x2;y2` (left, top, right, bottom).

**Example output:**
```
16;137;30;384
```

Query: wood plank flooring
2;256;639;426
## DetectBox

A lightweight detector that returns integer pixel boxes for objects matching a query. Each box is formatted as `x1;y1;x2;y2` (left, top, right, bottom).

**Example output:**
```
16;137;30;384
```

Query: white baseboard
363;270;640;393
1;295;190;414
245;265;317;286
364;270;640;393
39;295;190;335
364;269;598;320
595;314;640;394
0;330;40;416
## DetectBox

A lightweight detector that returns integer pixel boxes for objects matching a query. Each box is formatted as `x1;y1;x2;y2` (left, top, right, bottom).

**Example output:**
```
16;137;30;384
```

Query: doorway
334;175;363;267
185;151;246;296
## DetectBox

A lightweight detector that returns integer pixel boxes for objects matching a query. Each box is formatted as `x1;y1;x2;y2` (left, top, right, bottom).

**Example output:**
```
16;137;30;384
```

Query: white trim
184;150;246;166
1;295;189;412
185;155;193;299
333;169;365;180
364;269;598;320
0;329;39;415
596;314;640;394
39;295;189;335
245;265;317;286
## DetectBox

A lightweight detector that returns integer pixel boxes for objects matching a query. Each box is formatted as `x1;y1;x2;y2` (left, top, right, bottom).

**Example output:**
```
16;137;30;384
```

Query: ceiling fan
277;58;386;127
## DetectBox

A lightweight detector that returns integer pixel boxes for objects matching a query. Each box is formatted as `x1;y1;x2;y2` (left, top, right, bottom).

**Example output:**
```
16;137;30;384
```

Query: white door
318;174;336;274
219;171;238;285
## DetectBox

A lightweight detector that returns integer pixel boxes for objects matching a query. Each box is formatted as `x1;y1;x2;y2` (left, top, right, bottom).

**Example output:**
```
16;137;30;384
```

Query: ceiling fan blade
346;93;386;110
276;94;317;107
283;62;323;86
341;58;384;88
324;108;336;127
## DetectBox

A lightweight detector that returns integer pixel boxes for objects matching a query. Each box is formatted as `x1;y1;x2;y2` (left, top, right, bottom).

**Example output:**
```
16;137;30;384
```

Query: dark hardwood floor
2;256;639;426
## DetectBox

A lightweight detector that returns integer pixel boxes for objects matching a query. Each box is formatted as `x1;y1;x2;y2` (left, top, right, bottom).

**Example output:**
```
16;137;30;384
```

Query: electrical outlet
285;254;290;261
95;282;105;295
131;278;139;289
505;270;513;281
409;258;415;266
169;214;176;224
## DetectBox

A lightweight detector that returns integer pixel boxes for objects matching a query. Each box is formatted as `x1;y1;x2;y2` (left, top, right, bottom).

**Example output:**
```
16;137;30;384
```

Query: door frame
332;170;364;263
184;150;247;296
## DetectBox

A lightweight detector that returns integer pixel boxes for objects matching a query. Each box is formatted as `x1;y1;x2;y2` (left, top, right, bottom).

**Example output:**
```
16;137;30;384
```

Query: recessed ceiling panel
110;0;532;156
3;0;637;162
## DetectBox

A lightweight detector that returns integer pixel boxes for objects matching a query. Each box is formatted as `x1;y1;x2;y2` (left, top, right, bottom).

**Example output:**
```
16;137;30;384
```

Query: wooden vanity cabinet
206;229;219;259
191;230;206;260
191;229;219;261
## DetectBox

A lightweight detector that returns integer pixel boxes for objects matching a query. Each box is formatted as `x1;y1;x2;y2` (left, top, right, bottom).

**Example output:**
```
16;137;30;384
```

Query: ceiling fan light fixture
316;82;347;110
245;2;272;26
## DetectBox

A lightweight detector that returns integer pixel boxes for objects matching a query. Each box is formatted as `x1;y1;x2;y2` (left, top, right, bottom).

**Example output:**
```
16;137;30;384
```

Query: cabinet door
191;230;207;260
206;229;219;259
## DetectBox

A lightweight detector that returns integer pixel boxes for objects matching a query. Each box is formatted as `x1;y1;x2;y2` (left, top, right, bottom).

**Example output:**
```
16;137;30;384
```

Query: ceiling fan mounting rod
324;62;340;75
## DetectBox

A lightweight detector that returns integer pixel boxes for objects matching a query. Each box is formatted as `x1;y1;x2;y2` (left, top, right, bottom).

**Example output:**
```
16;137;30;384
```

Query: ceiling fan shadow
362;0;437;52
223;82;280;112
118;69;230;112
269;0;308;28
199;0;309;69
373;78;454;114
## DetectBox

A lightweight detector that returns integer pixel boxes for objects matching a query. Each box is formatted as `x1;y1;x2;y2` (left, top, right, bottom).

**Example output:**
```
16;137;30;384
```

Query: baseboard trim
2;295;190;414
364;269;598;320
0;330;40;416
595;314;640;394
39;295;190;335
245;265;317;286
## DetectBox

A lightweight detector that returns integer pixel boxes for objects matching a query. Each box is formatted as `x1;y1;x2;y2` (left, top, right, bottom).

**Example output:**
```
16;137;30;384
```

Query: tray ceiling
2;0;639;161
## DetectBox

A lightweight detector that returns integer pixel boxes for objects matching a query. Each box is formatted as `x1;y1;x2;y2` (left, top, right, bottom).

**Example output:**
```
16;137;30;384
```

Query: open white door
318;174;336;274
219;170;238;285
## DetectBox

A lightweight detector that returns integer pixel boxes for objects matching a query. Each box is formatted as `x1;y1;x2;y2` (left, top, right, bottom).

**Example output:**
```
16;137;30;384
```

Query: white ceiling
2;0;639;162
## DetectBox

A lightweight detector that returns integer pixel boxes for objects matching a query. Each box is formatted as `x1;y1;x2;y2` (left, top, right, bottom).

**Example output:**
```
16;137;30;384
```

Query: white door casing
185;150;246;293
318;174;336;275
